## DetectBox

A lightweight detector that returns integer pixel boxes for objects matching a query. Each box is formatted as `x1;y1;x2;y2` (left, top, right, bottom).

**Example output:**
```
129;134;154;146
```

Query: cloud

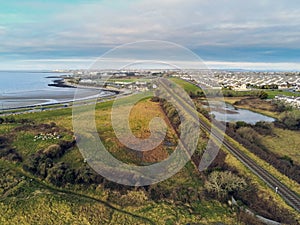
1;57;300;71
0;0;300;69
206;61;300;71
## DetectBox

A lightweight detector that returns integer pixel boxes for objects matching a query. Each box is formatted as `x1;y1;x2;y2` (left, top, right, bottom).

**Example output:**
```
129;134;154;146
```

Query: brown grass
95;99;178;164
229;97;279;118
262;127;300;165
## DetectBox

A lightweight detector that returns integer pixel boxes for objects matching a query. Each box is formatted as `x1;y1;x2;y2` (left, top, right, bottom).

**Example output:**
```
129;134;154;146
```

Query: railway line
158;78;300;213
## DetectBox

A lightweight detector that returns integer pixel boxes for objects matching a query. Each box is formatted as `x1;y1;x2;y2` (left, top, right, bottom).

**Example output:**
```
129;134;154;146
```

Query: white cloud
206;61;300;71
43;0;300;48
1;56;298;71
1;0;300;69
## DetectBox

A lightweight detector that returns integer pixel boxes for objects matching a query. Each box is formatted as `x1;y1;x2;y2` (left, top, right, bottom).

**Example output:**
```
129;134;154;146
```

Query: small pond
207;103;275;124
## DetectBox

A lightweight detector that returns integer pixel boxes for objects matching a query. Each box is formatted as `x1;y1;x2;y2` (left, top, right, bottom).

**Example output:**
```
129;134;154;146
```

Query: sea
0;71;107;110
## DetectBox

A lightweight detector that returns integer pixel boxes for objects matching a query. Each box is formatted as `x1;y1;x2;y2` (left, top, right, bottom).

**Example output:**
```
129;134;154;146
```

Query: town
61;69;300;108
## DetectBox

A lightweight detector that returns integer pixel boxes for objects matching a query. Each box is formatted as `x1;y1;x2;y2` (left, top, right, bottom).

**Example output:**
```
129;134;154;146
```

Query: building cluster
68;70;163;92
178;70;300;91
274;96;300;109
60;69;300;94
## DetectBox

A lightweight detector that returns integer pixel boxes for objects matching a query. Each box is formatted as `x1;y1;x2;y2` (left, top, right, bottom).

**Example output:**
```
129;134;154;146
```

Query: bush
119;190;148;207
205;171;247;201
23;153;43;174
235;121;249;129
272;100;293;112
0;136;9;147
254;121;273;135
257;91;268;99
150;96;160;102
226;122;300;183
5;117;15;123
278;110;300;130
75;166;103;185
43;144;62;158
236;127;260;144
0;148;22;162
46;162;69;186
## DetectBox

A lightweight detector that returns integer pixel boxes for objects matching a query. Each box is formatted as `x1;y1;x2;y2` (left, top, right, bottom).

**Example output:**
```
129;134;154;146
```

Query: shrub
119;190;148;207
278;110;300;130
43;144;62;158
205;171;247;201
257;91;268;99
236;127;260;144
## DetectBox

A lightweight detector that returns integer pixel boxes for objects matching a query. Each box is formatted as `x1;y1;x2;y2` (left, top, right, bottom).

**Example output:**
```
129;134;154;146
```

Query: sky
0;0;300;70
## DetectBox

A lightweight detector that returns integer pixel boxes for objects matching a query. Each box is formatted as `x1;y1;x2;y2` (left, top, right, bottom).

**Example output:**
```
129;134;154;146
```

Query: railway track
158;78;300;212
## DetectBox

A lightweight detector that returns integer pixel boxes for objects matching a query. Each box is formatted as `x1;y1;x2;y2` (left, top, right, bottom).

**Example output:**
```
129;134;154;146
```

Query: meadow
0;95;238;224
0;81;299;224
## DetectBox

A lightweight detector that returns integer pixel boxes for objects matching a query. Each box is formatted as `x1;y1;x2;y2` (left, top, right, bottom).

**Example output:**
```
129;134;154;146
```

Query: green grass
108;78;137;83
3;91;299;224
0;95;240;225
0;124;18;134
265;90;300;99
12;131;73;156
262;128;300;165
169;77;201;94
58;147;84;168
0;153;236;225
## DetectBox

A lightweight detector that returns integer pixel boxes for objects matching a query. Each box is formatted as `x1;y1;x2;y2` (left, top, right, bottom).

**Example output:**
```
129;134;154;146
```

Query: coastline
48;79;76;88
0;77;120;112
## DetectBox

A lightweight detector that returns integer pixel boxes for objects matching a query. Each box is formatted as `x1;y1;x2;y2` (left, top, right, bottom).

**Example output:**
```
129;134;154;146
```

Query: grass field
265;89;300;99
262;128;300;165
169;77;201;94
108;78;137;83
0;95;240;224
1;86;299;224
94;97;178;164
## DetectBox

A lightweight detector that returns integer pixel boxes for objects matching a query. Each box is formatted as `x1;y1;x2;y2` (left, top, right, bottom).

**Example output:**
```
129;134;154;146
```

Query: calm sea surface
0;71;106;109
0;71;57;93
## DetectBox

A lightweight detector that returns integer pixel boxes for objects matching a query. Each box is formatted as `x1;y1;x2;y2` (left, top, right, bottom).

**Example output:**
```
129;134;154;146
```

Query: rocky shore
48;79;76;88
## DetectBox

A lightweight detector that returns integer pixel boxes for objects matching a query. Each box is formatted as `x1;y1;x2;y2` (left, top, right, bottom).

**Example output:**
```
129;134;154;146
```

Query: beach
0;71;114;110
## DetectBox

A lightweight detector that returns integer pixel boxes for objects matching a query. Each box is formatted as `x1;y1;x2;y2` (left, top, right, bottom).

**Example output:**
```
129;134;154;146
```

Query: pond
207;103;275;124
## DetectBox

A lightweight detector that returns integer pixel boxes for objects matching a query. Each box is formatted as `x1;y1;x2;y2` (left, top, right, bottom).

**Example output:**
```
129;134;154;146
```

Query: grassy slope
262;128;300;165
265;89;300;99
0;97;236;224
169;78;300;216
169;77;200;94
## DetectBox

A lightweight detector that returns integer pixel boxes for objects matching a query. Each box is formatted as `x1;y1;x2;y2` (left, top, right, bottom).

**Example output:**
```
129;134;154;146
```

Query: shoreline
48;77;121;94
48;79;76;88
0;77;121;112
0;92;116;115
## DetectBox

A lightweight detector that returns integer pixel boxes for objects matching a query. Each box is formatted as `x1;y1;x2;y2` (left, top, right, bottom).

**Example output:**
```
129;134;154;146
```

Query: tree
205;171;247;200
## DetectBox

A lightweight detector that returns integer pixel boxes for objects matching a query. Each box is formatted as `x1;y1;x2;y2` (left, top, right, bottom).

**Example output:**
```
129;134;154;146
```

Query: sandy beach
0;87;113;110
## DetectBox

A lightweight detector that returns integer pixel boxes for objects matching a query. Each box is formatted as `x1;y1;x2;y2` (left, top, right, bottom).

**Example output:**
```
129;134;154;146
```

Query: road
158;78;300;213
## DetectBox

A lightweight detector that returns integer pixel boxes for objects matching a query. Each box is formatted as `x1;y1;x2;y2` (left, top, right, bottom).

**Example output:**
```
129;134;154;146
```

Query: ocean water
0;71;55;93
0;71;107;109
